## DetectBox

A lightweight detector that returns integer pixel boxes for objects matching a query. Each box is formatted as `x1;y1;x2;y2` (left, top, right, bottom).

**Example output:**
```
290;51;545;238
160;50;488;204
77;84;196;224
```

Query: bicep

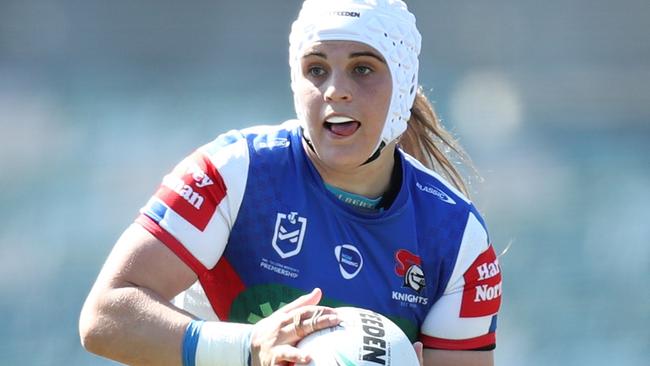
79;225;198;364
93;223;197;300
423;349;493;366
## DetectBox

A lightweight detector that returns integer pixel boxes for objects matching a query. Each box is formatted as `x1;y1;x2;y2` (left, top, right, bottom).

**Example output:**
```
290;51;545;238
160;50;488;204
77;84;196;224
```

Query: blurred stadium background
0;0;648;365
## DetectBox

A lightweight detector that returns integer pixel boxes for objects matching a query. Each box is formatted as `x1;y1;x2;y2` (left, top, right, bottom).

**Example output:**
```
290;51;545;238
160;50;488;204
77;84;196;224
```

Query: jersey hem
135;214;208;276
419;332;495;350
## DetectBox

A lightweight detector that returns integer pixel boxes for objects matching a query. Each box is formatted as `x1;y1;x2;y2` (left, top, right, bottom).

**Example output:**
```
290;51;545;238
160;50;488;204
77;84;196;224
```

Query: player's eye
307;66;327;77
353;65;373;75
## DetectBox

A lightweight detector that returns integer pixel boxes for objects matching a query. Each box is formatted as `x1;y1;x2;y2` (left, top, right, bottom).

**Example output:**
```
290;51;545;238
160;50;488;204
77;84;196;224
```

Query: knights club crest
272;212;307;259
395;249;426;293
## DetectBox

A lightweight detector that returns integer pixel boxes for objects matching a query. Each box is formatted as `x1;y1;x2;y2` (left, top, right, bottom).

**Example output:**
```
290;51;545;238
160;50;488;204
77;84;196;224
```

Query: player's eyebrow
302;51;327;59
349;51;386;64
302;51;386;63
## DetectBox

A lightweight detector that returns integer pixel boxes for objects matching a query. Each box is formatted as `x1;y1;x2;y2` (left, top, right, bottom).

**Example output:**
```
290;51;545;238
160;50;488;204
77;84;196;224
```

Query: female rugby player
80;1;502;365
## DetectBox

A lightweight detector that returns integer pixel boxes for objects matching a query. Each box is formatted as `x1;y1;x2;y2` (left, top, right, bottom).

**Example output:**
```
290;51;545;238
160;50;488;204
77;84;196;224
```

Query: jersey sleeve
135;131;250;275
420;209;502;350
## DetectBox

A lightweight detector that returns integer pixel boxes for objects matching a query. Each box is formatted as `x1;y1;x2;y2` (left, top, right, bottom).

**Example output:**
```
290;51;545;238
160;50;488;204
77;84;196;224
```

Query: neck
303;140;397;199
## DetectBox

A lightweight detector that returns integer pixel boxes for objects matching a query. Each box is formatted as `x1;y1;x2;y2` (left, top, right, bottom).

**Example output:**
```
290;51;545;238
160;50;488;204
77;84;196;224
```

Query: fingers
260;311;333;366
250;289;341;366
286;306;340;342
278;288;323;313
269;344;312;365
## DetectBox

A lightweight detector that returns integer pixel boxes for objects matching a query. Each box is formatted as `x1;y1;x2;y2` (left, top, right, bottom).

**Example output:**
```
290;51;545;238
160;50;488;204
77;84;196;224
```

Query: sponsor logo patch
257;137;290;149
415;182;456;204
334;244;364;279
330;10;361;18
460;245;502;317
272;212;307;259
155;152;225;231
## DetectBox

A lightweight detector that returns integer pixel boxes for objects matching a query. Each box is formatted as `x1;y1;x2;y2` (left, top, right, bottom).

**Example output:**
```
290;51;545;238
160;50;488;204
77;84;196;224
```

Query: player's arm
79;223;340;366
79;223;197;366
423;349;493;366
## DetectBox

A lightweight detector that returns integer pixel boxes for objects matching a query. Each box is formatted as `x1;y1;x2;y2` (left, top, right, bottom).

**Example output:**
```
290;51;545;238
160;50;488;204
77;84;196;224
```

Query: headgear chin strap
289;0;422;160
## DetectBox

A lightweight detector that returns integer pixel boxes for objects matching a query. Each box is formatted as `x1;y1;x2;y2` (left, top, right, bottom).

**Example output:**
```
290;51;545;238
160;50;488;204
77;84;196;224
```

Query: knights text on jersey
135;120;502;350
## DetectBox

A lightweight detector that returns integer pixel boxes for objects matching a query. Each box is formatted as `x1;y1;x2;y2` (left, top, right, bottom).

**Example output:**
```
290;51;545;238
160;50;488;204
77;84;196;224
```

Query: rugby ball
296;307;418;365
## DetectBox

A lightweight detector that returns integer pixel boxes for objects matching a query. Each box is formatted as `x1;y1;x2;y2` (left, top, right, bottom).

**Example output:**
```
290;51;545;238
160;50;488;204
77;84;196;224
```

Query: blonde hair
399;87;476;198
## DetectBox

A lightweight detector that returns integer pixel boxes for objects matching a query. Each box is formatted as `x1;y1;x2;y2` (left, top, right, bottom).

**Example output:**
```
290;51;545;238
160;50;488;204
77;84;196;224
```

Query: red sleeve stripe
135;214;208;276
419;332;495;350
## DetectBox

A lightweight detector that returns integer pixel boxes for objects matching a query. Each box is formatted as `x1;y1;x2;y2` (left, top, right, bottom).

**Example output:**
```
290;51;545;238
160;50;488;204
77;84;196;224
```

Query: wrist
182;320;253;366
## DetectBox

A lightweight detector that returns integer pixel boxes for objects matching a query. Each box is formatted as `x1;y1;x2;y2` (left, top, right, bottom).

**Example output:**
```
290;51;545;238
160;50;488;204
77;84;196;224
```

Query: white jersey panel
199;137;250;231
152;197;232;270
445;212;490;292
173;281;219;321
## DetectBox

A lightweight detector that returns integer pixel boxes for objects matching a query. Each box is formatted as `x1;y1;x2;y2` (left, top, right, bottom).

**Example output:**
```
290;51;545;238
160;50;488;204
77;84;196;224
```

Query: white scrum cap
289;0;422;154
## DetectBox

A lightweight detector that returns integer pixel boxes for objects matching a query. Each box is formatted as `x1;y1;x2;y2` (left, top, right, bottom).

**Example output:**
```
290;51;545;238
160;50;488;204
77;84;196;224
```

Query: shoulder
400;150;471;207
189;120;301;179
401;149;491;253
200;120;300;161
400;149;489;228
239;119;301;143
400;150;486;232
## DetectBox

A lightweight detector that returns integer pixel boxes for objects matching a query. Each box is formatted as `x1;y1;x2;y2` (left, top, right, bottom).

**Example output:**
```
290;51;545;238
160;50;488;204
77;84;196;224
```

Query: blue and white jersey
136;120;502;350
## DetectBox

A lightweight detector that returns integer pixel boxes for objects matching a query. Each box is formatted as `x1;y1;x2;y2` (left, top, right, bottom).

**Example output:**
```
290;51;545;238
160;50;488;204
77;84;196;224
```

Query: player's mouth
324;115;360;137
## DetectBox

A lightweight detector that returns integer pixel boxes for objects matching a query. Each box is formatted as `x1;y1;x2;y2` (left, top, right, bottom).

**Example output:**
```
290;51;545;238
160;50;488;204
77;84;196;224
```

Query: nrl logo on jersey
272;212;307;259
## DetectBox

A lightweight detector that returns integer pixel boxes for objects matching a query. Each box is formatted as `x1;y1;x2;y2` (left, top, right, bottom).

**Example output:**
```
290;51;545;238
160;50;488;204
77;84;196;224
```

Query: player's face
294;40;392;171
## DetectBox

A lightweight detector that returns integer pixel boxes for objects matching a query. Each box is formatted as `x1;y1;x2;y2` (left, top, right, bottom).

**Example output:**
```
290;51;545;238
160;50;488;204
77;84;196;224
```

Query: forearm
80;285;193;366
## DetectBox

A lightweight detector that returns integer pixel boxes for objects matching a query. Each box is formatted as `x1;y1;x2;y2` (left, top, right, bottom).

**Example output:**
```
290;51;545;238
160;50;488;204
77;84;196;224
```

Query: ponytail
399;87;476;198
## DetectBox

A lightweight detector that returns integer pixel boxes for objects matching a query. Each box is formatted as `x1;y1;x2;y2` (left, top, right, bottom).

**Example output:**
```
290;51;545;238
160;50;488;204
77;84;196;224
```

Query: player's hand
249;288;341;366
414;341;424;366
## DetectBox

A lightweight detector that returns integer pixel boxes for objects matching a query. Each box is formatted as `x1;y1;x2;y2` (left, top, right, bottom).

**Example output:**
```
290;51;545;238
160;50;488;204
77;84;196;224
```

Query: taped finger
293;312;306;338
308;308;324;333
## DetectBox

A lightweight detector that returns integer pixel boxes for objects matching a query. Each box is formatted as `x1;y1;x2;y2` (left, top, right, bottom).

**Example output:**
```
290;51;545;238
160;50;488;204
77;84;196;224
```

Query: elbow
78;297;108;355
79;318;98;354
79;326;98;355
